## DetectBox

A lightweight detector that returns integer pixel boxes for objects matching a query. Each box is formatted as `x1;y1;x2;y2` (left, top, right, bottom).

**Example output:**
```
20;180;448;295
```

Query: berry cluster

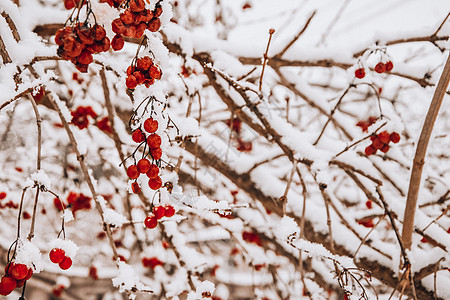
128;117;165;193
53;192;92;215
97;116;113;134
356;116;377;132
0;263;33;296
111;1;163;46
242;231;262;247
144;205;175;229
365;131;400;155
0;192;18;209
100;0;123;8
55;23;110;73
71;106;97;129
49;248;73;270
125;56;162;89
51;284;66;298
142;256;164;269
64;0;86;10
354;61;394;79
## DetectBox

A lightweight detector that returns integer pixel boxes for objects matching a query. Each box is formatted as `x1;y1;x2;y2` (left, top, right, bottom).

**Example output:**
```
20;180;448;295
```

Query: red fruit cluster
375;61;394;74
71;106;98;129
365;131;400;155
55;23;110;73
356;116;377;132
0;192;18;209
49;248;73;270
0;262;33;296
144;205;176;229
242;231;262;247
97;116;113;134
64;0;86;10
142;257;164;269
111;1;163;44
125;56;162;89
128;118;165;194
54;192;91;214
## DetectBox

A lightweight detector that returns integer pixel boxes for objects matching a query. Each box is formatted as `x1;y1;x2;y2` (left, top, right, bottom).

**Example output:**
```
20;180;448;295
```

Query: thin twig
259;28;275;92
276;11;316;57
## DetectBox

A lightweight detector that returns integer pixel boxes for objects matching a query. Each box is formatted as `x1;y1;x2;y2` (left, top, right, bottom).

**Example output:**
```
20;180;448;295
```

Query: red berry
365;200;372;209
59;256;72;270
49;248;66;264
126;75;138;89
129;0;145;12
151;147;162;160
0;276;17;296
137;158;151;173
146;164;159;178
23;268;33;281
153;206;165;219
143;118;158;133
147;18;161;32
355;68;365;79
132;129;146;143
358;218;374;228
111;34;124;51
136;57;153;71
390;132;400;143
144;215;157;229
374;62;386;74
378;131;390;144
364;145;377;156
131;182;141;194
147;134;161;148
127;165;140;179
385;61;394;72
0;192;6;200
380;144;390;153
164;205;175;217
148;176;162;190
89;266;98;280
372;138;384;150
111;19;126;34
10;263;28;280
149;65;162;79
120;9;134;25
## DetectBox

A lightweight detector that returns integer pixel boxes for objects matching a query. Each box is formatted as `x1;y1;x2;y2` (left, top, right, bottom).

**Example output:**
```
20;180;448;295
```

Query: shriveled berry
126;75;138;89
380;144;390;153
374;62;386;74
153;206;165;219
111;34;124;51
164;205;175;217
111;19;126;34
390;132;400;143
120;10;134;25
127;165;140;179
50;248;66;264
144;215;157;229
355;68;365;79
149;65;162;79
148;176;162;190
151;147;162;160
143;118;158;133
147;18;161;32
131;182;141;194
147;134;161;148
59;256;72;270
129;0;145;12
364;145;377;156
132;129;145;143
137;57;152;71
146;164;159;178
137;158;151;173
385;61;394;72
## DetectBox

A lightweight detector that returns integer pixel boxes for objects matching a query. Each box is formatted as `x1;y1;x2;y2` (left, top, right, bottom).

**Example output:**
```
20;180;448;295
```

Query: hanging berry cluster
126;56;162;89
0;263;33;296
142;256;164;269
365;131;400;155
110;0;163;46
144;204;176;229
356;116;377;132
354;60;394;79
55;22;110;73
49;248;73;270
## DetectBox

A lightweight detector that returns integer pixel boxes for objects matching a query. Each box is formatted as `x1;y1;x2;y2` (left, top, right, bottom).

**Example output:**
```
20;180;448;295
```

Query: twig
276;11;316;57
259;28;275;92
402;53;450;250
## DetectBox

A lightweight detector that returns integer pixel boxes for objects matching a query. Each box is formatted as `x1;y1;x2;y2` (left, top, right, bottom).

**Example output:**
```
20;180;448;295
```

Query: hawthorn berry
0;192;6;200
146;164;159;178
148;176;162;190
378;131;390;144
137;158;151;173
150;147;162;160
355;68;365;79
390;132;400;143
137;57;152;71
380;144;390;153
144;215;157;229
365;200;373;209
10;263;28;280
147;18;162;32
127;165;140;179
131;182;141;194
0;276;17;296
111;34;124;51
132;129;146;143
371;137;384;150
153;206;165;219
374;62;386;74
143;118;158;133
147;134;161;148
364;145;377;156
49;248;66;264
385;61;394;72
164;205;175;217
126;75;138;89
59;256;72;270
